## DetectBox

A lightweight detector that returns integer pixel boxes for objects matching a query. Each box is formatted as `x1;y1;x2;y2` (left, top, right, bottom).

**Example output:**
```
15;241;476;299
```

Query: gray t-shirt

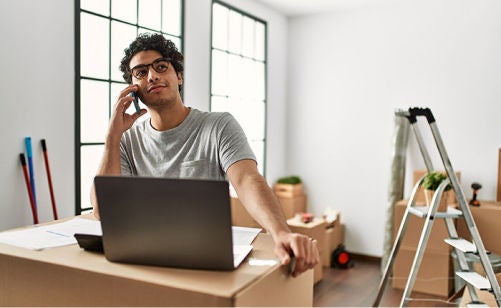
119;108;256;180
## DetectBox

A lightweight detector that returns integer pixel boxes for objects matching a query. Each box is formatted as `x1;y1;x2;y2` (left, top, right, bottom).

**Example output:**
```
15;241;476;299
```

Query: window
210;1;267;175
75;0;184;214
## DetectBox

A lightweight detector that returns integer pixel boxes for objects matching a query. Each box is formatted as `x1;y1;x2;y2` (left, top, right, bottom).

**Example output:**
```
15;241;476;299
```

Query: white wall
287;0;501;256
0;0;288;230
0;0;75;230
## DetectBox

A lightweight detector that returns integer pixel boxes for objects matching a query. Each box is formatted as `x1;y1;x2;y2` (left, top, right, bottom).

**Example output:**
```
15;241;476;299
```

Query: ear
177;72;183;85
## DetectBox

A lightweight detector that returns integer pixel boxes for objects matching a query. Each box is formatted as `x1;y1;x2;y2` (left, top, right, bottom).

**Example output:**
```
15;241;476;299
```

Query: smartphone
130;91;141;115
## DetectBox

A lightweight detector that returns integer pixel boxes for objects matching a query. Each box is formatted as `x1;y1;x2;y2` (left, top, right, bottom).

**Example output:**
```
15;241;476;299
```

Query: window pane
253;61;265;101
228;54;245;98
139;0;161;30
212;3;228;50
163;33;182;50
228;10;242;54
111;0;137;24
111;21;138;81
81;0;109;16
162;0;182;35
80;145;104;210
80;80;109;143
138;28;161;36
242;17;254;58
255;22;265;61
211;49;228;96
81;13;109;79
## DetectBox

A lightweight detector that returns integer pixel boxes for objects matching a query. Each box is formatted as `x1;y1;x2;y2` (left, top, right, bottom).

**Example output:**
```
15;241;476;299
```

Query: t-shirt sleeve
119;137;133;176
217;113;257;172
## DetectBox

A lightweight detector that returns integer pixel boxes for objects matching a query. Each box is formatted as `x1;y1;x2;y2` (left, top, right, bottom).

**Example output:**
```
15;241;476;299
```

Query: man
91;33;318;277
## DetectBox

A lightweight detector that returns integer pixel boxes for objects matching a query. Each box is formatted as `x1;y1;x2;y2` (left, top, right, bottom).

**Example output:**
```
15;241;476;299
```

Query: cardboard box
413;169;461;204
322;223;345;267
273;183;304;198
0;216;314;306
277;195;307;219
230;197;262;228
394;200;452;253
287;217;328;254
392;247;453;297
456;201;501;256
313;255;323;284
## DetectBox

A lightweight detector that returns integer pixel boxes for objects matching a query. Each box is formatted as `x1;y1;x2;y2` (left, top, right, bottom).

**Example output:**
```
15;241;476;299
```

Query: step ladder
373;107;501;307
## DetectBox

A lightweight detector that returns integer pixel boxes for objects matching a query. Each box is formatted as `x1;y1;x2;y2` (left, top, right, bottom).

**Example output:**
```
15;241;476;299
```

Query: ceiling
254;0;399;16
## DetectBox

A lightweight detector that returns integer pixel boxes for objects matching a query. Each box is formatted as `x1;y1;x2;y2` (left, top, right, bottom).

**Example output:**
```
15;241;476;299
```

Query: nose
147;66;160;82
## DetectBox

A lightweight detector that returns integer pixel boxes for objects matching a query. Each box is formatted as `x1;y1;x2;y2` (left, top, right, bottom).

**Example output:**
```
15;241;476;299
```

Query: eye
154;61;169;72
133;66;148;78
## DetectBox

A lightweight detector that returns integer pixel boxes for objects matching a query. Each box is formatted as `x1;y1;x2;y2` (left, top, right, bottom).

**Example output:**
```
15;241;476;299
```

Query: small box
322;223;345;267
392;247;453;297
230;197;261;228
313;256;323;284
413;169;461;204
277;195;307;219
273;183;304;198
394;200;452;253
287;217;327;254
456;201;501;256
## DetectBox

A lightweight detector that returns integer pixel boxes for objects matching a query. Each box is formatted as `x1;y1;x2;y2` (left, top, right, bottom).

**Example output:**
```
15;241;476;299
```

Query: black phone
130;91;141;115
74;233;104;252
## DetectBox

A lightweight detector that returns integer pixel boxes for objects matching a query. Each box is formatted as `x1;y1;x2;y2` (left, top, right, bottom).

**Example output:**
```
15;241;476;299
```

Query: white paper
0;217;101;250
0;218;260;262
232;226;261;246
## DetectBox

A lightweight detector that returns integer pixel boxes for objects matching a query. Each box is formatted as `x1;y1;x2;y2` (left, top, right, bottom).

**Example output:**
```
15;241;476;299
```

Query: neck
149;102;190;131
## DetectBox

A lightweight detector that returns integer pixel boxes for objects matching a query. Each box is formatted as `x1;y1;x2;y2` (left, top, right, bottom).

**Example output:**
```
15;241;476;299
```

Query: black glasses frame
130;58;172;80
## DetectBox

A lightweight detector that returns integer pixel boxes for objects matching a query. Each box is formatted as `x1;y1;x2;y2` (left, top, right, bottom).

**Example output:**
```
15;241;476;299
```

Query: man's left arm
226;159;319;277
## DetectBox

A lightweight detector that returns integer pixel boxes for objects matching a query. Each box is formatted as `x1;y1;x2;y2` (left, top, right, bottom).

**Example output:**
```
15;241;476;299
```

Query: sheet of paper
0;217;102;250
233;245;253;268
232;226;261;246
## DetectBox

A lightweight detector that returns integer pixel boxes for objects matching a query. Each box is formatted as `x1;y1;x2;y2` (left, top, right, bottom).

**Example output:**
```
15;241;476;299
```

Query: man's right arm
90;85;146;219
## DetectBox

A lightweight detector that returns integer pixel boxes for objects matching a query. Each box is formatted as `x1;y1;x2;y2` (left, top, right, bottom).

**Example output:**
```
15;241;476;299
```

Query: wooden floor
313;255;460;307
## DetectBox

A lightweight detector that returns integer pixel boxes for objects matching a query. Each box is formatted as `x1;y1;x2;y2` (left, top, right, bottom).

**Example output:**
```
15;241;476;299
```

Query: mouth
147;84;166;93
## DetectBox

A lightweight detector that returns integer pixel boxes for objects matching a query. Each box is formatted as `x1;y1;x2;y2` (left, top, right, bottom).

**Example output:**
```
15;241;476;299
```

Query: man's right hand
107;85;147;140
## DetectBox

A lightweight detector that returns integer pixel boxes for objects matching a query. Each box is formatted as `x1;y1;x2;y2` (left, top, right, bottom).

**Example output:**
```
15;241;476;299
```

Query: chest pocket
180;160;208;179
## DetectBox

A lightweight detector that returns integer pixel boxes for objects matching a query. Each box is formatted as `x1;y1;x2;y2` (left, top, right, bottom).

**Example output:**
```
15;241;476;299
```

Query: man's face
129;50;183;107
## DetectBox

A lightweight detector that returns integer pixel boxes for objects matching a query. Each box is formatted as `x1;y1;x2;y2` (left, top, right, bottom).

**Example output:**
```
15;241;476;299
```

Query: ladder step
456;272;492;291
409;205;463;218
466;302;489;308
444;238;477;253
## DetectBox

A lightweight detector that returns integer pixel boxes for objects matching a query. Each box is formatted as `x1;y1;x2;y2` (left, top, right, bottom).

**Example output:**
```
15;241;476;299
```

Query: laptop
94;175;248;271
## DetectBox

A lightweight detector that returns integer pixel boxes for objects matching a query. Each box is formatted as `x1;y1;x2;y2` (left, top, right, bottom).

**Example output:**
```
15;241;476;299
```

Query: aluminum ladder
373;107;501;307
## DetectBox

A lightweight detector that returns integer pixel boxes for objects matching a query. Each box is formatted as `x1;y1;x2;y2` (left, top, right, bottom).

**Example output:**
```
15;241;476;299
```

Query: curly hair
120;33;184;91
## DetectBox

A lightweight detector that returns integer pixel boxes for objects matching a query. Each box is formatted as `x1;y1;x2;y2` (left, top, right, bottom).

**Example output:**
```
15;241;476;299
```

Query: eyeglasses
130;58;171;80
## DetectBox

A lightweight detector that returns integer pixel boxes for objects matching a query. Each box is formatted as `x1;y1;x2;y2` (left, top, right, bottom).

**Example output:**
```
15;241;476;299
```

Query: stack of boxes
230;180;345;285
391;170;460;297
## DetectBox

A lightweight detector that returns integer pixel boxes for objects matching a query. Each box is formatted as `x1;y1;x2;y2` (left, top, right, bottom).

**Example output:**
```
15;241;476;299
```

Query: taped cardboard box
276;195;307;219
230;197;261;229
394;200;452;253
273;183;304;198
456;200;501;256
392;247;453;297
0;220;314;307
322;223;345;267
287;217;327;255
413;169;461;204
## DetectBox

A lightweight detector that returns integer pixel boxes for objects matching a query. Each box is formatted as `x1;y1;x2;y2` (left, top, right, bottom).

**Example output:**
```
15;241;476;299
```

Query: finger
118;84;139;98
131;109;148;121
274;244;291;266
